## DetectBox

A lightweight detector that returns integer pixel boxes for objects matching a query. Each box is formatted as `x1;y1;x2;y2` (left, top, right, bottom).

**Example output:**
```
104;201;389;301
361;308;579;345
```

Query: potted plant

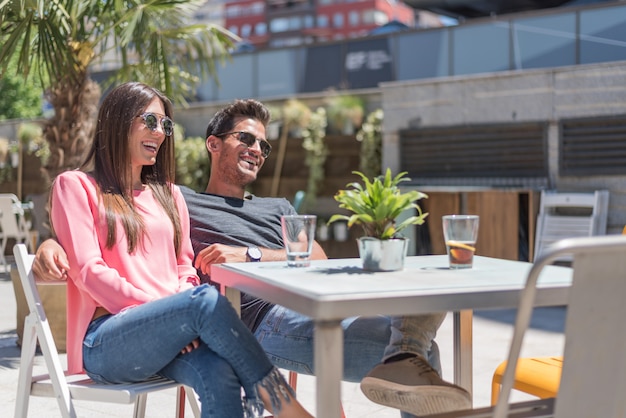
326;94;365;135
328;169;428;271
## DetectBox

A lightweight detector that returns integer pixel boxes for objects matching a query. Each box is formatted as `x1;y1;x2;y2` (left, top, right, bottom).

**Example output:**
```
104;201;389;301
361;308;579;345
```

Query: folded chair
13;244;201;418
533;190;609;262
426;234;626;418
0;193;36;271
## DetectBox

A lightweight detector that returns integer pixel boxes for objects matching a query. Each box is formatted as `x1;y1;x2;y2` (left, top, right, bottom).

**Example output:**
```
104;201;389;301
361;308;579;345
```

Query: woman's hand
32;239;70;281
181;338;200;355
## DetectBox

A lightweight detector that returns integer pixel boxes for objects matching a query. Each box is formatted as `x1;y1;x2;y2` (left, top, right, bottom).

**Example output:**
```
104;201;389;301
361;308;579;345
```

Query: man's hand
194;244;247;276
193;241;329;276
181;338;200;355
32;239;70;281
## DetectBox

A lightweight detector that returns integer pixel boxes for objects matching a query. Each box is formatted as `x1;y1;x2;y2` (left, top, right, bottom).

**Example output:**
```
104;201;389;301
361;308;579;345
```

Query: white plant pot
10;151;19;168
357;237;408;272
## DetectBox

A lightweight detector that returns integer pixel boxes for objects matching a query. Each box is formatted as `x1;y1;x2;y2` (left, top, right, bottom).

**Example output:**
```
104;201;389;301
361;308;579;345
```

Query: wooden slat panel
466;191;520;260
560;115;626;176
422;192;461;255
400;122;548;180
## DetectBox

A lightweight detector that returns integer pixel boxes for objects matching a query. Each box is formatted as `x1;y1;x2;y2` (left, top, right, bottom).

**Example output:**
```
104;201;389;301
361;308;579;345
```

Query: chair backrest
533;190;609;261
13;243;76;417
292;190;306;213
495;234;626;418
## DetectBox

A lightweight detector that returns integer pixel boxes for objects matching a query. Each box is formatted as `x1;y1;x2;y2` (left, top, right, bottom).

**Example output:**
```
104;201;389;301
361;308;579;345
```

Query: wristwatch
246;246;262;262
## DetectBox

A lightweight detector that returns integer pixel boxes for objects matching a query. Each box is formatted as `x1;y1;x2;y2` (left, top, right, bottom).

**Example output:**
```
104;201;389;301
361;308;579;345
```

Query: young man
34;99;470;417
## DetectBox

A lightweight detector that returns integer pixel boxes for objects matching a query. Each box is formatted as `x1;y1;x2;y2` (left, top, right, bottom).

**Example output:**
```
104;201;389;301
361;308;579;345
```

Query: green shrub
174;136;210;191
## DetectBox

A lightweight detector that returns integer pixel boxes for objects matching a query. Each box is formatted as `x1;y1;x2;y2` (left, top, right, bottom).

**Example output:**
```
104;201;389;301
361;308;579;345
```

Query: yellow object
491;356;563;404
445;240;476;251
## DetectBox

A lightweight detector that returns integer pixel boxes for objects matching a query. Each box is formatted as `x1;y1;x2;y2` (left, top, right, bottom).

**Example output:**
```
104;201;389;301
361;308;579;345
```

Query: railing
111;1;626;104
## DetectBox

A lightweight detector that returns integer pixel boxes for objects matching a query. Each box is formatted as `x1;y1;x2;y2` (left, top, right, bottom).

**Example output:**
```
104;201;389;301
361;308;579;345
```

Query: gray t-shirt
180;186;297;332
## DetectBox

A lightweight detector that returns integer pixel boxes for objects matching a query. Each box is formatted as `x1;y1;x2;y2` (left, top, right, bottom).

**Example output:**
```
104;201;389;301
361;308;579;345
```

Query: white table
211;255;572;418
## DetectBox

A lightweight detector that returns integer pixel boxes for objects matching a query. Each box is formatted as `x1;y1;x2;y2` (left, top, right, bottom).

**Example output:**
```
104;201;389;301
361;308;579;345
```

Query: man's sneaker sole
361;376;472;416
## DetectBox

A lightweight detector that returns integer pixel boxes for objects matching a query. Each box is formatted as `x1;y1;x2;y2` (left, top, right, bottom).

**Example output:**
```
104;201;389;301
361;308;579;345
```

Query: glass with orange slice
442;215;480;269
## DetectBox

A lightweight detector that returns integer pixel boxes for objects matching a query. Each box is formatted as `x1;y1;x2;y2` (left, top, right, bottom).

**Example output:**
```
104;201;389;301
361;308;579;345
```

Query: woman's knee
187;284;222;314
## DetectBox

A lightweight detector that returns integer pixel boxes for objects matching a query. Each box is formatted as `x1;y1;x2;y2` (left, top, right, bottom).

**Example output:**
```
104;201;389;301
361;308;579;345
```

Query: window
271;16;304;32
318;14;329;28
255;22;267;36
250;2;265;14
304;15;314;29
289;16;302;30
349;11;359;26
363;9;388;25
241;24;252;38
270;17;289;33
226;5;241;18
362;10;375;24
333;13;344;28
228;25;238;36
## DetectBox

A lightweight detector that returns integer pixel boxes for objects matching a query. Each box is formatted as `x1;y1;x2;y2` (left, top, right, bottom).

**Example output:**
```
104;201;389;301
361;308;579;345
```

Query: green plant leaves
329;168;428;240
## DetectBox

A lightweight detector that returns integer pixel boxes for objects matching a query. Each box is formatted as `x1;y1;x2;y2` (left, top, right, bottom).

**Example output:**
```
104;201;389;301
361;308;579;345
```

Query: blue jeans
82;284;292;418
254;305;446;417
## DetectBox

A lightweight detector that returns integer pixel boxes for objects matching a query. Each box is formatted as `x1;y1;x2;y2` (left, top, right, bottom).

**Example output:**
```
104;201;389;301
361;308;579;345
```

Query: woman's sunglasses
137;112;174;136
215;131;272;158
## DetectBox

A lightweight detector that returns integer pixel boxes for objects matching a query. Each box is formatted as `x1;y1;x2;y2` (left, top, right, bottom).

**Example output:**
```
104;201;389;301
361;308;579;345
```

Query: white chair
533;190;609;262
13;244;201;418
425;234;626;418
0;193;36;271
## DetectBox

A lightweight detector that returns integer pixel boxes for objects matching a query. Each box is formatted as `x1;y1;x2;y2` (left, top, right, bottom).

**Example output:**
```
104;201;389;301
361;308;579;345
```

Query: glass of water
281;215;317;267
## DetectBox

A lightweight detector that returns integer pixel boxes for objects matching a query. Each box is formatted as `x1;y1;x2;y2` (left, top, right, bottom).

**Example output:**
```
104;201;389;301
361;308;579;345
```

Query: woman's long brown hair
80;82;182;255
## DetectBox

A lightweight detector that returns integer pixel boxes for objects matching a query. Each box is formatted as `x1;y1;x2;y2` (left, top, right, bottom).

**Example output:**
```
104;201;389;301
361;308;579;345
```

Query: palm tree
0;0;235;180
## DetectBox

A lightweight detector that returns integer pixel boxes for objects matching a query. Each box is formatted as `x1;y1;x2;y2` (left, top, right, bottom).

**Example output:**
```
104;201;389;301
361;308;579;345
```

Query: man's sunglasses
215;131;272;158
137;112;175;137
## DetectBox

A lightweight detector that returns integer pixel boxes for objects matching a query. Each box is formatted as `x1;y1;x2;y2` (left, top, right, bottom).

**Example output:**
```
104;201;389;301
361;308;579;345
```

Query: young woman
48;81;313;418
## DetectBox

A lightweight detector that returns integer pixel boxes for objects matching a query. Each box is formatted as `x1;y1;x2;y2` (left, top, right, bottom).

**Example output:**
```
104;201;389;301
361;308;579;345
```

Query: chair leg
176;386;186;418
288;370;298;388
176;386;201;418
184;386;201;418
133;393;148;418
15;314;38;418
0;236;8;272
491;361;506;405
35;317;76;418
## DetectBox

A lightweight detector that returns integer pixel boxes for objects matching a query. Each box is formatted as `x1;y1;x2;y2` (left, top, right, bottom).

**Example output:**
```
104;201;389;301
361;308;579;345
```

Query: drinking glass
281;215;317;267
442;215;479;269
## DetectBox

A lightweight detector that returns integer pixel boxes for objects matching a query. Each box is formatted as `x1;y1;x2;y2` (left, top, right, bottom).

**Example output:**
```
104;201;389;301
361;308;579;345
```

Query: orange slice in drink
446;241;476;264
446;241;476;252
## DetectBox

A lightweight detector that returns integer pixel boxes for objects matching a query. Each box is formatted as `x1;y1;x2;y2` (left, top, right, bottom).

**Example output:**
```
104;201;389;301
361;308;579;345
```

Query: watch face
248;247;262;261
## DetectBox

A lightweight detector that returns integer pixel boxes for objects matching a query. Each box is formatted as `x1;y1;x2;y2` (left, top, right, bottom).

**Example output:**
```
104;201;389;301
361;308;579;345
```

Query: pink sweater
50;171;199;374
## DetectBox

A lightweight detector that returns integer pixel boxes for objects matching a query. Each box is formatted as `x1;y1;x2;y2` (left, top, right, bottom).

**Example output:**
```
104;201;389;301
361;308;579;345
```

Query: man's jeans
255;304;446;417
82;285;287;418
